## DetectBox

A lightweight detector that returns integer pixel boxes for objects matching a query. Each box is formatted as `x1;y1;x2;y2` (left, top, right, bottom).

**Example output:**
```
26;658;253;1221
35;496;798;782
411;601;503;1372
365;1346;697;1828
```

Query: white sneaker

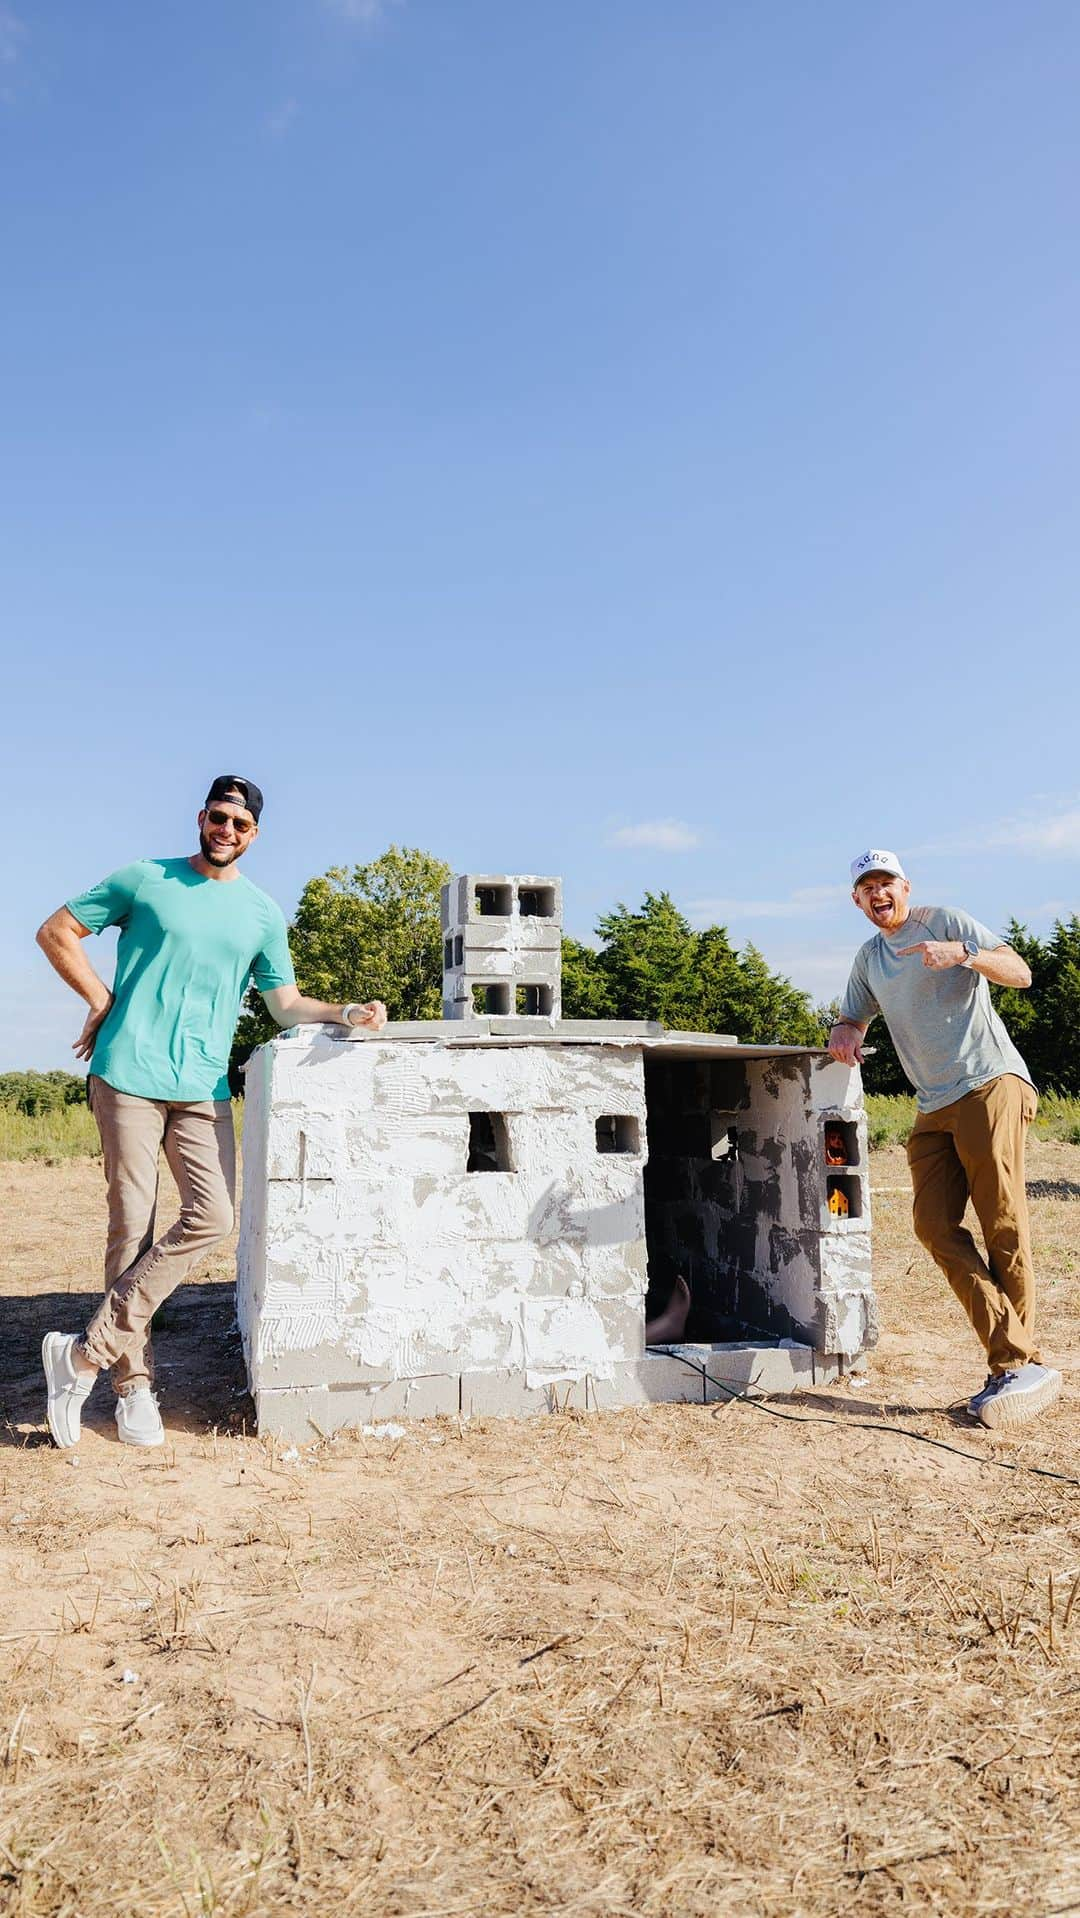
977;1363;1062;1431
115;1389;165;1448
42;1332;95;1448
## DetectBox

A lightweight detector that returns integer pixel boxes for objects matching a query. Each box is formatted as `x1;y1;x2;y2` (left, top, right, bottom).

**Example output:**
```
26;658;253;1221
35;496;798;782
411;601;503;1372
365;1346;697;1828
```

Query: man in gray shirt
828;848;1061;1430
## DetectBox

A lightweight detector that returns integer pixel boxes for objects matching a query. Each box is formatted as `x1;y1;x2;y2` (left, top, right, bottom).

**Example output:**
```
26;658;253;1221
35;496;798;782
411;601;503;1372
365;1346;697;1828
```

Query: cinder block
249;1329;397;1391
693;1341;816;1401
819;1231;873;1294
366;1021;451;1040
581;1238;649;1296
524;1164;646;1251
256;1374;460;1438
483;1015;561;1035
588;1354;706;1408
816;1292;873;1357
268;1039;380;1105
459;948;516;978
455;920;562;957
523;1295;614;1378
592;1296;646;1361
808;1056;864;1111
266;1111;346;1182
344;1114;470;1179
461;1370;587;1418
445;874;563;927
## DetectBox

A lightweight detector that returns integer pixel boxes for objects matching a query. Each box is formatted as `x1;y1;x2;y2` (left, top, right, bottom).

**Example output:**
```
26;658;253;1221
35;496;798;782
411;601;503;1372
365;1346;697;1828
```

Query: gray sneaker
977;1363;1062;1431
42;1333;95;1448
967;1373;997;1415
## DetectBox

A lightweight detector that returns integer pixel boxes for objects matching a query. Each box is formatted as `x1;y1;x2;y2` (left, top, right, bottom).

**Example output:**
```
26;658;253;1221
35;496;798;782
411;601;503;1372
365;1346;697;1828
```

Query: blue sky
3;0;1079;1070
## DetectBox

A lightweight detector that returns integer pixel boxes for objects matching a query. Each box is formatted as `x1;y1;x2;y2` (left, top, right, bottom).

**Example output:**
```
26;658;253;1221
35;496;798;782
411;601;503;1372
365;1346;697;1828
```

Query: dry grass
2;1148;1080;1916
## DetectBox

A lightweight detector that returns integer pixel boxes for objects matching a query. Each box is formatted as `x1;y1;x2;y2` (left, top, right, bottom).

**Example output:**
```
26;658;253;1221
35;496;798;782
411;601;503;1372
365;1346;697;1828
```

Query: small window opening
472;982;511;1016
518;885;556;919
823;1119;858;1167
468;1111;511;1172
516;983;554;1016
475;884;512;917
596;1114;641;1154
443;937;453;969
454;934;464;966
826;1174;863;1221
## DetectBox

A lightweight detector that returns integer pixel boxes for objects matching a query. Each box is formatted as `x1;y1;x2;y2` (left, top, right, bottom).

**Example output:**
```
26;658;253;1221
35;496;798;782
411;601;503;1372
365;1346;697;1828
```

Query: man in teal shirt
36;774;387;1449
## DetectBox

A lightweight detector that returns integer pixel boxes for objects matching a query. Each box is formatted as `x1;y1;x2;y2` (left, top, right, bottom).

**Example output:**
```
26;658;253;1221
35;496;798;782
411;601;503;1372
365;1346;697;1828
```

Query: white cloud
913;799;1080;862
1032;900;1073;921
687;884;849;923
324;0;401;23
608;819;701;852
991;808;1080;857
267;99;299;138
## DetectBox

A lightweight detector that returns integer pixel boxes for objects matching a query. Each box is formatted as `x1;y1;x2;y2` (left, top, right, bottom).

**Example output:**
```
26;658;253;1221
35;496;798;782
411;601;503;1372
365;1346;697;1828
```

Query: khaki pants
80;1075;236;1394
907;1074;1039;1375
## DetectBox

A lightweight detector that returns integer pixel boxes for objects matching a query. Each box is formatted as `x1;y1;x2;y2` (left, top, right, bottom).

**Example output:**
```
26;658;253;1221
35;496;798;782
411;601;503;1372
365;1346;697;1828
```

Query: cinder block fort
237;874;876;1438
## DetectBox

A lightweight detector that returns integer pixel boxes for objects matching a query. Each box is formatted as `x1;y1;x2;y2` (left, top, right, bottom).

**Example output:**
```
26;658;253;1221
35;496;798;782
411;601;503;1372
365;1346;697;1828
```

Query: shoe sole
978;1374;1062;1430
42;1333;78;1449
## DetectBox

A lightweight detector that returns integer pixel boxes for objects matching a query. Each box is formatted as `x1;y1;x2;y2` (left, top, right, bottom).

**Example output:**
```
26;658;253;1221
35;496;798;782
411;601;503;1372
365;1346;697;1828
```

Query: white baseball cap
850;848;907;885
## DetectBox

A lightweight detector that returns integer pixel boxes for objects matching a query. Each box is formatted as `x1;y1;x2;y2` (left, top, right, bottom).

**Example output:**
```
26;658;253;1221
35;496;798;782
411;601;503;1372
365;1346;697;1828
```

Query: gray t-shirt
840;904;1033;1114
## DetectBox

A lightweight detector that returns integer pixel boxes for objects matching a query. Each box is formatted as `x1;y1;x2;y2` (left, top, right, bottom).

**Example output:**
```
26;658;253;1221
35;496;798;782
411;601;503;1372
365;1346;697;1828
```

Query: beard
199;829;244;868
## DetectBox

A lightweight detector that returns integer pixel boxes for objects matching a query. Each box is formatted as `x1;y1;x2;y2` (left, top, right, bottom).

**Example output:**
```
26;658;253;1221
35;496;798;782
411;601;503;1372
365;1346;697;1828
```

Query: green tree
562;892;822;1042
560;935;615;1019
989;919;1046;1081
720;940;824;1046
1034;916;1080;1094
594;893;701;1025
856;1016;912;1095
0;1069;87;1113
231;846;451;1081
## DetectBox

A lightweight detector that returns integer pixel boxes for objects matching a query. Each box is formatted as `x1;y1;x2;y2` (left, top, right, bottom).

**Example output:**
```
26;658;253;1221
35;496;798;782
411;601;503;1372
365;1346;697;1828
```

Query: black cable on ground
673;1356;1080;1489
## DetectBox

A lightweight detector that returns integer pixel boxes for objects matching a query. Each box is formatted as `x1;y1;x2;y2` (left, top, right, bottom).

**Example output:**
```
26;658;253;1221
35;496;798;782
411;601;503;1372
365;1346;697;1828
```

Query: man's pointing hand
895;941;966;970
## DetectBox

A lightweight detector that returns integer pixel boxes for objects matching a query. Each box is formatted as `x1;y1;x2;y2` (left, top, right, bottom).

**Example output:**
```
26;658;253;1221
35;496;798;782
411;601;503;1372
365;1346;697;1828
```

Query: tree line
232;859;1080;1094
13;849;1078;1097
227;847;823;1079
0;1069;87;1115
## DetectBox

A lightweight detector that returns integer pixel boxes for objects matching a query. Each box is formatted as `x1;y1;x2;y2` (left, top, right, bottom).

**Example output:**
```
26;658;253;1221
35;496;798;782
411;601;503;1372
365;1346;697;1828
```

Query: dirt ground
2;1145;1080;1918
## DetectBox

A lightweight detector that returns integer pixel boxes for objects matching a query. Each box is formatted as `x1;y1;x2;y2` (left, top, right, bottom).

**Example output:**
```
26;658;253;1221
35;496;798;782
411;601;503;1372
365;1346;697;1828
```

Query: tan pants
907;1074;1039;1375
80;1075;236;1394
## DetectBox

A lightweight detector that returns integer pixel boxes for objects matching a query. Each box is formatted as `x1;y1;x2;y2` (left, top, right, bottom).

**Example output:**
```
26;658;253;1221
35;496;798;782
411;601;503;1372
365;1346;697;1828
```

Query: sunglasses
206;808;255;833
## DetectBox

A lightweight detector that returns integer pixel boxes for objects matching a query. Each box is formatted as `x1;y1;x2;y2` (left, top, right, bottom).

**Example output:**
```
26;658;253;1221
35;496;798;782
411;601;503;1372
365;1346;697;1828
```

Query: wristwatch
961;941;979;969
340;1002;362;1027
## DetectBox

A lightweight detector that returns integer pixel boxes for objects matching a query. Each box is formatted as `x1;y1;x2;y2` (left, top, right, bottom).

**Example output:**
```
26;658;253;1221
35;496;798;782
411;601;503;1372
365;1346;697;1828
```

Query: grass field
2;1142;1079;1916
864;1090;1080;1150
5;1093;1080;1164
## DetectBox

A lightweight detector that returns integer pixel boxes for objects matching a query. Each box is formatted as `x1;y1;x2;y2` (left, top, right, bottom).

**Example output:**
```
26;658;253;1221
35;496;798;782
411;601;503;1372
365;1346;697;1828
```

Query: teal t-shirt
67;858;295;1102
840;904;1033;1114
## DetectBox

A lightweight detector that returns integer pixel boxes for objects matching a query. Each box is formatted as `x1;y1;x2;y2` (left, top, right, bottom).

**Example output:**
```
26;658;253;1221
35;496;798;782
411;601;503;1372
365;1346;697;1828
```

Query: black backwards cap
205;774;264;824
